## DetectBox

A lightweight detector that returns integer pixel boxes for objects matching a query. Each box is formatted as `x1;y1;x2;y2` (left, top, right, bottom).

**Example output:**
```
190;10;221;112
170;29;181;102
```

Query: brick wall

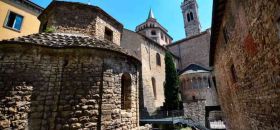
0;44;140;129
213;0;280;129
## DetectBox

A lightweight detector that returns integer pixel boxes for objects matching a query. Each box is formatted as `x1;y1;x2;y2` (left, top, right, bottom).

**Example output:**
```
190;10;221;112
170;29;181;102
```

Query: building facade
0;1;141;130
167;0;224;128
179;64;224;128
167;29;211;70
135;9;173;46
211;0;280;130
121;10;179;119
121;29;167;117
0;0;43;40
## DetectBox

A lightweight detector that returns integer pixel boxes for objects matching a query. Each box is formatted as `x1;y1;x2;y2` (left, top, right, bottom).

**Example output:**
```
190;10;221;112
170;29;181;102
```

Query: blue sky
32;0;212;41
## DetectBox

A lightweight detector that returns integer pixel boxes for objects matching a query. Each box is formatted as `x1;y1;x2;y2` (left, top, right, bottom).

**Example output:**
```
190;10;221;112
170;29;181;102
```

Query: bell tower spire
181;0;201;38
148;8;155;19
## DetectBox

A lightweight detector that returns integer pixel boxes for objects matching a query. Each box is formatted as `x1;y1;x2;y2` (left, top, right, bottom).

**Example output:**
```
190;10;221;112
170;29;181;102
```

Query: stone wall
167;30;211;69
183;100;206;126
121;29;167;117
0;44;140;130
95;16;122;45
140;38;166;114
180;72;219;107
39;1;123;45
0;83;32;129
212;0;280;130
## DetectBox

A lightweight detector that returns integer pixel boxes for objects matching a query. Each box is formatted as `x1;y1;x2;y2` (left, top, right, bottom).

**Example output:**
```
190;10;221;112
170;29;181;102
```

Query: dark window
223;27;229;44
42;21;48;32
104;27;113;41
156;53;161;66
192;96;196;100
121;73;132;110
197;77;202;88
190;12;194;20
187;13;190;22
5;11;23;31
151;30;156;35
161;32;164;39
192;78;197;89
208;77;211;88
212;76;217;88
152;77;157;100
230;64;238;83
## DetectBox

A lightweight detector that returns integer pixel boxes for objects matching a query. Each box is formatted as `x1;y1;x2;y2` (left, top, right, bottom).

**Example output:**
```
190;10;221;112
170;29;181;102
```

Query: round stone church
0;1;141;130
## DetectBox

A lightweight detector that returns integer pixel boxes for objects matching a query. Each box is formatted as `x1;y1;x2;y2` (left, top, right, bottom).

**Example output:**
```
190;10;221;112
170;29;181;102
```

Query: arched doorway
121;73;132;110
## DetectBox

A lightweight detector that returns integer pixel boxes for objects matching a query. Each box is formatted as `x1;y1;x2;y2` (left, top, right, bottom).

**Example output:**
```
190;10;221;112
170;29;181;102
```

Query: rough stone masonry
0;1;142;130
0;35;140;130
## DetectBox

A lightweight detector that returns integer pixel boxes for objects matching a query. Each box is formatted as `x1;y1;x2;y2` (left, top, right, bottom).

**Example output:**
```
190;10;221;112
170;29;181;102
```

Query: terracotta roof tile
0;33;140;61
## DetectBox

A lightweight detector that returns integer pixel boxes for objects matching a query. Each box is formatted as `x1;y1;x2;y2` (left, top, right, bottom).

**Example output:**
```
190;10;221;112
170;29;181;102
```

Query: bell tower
181;0;201;38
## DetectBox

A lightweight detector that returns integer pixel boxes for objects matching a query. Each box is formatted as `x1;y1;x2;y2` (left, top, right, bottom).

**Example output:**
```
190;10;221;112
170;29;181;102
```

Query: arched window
121;73;132;110
197;77;202;89
190;12;194;20
152;77;157;100
192;95;196;100
156;53;161;66
208;77;212;88
161;32;164;40
192;77;197;89
230;64;238;83
151;30;156;35
185;79;190;89
187;13;190;22
203;77;208;88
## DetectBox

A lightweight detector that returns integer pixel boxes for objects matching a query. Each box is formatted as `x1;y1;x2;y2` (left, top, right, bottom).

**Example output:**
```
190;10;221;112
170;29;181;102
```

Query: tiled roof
0;33;139;61
179;64;212;75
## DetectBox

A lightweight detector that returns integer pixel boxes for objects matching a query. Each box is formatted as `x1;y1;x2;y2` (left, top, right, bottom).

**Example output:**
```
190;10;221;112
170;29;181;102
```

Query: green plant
164;51;180;110
44;26;55;33
180;127;192;130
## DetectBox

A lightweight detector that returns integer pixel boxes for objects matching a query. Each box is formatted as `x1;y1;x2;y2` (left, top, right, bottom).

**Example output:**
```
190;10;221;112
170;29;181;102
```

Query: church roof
123;29;179;59
179;64;212;75
0;33;140;61
167;29;210;47
148;8;155;19
135;9;171;37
